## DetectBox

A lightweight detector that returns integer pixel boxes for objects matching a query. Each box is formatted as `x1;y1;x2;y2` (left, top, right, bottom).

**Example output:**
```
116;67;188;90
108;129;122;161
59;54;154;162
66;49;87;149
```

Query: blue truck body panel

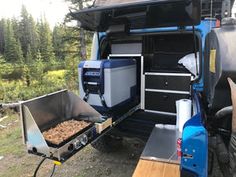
181;93;208;177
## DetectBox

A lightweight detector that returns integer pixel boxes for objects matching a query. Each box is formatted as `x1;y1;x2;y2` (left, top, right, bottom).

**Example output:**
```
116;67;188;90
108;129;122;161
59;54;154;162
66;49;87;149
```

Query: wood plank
132;159;180;177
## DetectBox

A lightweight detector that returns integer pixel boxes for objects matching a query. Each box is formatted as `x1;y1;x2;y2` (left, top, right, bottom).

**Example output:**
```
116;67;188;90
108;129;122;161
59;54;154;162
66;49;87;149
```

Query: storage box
79;59;137;110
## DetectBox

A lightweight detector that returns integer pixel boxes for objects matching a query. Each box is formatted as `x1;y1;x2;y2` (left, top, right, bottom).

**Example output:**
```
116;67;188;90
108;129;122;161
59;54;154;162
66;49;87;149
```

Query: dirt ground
0;112;224;177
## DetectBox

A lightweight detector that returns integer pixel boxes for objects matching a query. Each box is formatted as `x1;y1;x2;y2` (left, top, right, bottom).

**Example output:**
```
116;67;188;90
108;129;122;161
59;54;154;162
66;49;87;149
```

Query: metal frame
108;54;145;110
142;71;191;114
141;56;145;109
145;109;177;116
20;90;103;162
145;89;190;95
145;72;191;77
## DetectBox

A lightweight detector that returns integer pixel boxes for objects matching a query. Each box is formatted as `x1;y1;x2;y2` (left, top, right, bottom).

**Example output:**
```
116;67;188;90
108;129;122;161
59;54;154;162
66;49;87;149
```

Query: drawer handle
163;95;169;100
164;81;168;87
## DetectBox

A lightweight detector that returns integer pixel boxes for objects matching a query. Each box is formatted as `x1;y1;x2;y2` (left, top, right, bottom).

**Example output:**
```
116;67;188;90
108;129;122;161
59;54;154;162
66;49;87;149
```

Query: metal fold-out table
133;124;181;177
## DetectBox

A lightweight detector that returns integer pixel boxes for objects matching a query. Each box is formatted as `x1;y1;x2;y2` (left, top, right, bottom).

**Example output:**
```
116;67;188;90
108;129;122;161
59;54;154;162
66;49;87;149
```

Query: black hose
215;106;233;119
230;132;236;175
33;157;57;177
49;164;56;177
33;156;47;177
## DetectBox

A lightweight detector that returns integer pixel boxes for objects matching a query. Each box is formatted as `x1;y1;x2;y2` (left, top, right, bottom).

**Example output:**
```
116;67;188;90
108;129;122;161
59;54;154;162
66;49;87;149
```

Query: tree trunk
78;0;87;60
79;28;87;59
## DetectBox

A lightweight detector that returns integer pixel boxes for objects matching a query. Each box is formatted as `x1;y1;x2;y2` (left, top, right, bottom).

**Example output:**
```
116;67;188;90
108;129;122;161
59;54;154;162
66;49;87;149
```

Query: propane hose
33;156;47;177
33;156;58;177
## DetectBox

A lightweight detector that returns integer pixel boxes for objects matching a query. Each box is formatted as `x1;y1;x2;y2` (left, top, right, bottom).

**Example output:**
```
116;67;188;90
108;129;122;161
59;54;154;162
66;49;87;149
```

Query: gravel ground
52;138;145;177
0;113;145;177
0;113;225;177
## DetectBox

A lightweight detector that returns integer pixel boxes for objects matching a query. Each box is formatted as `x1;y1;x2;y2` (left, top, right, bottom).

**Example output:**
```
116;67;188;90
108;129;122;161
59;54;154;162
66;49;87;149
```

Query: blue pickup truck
73;0;236;176
20;0;236;176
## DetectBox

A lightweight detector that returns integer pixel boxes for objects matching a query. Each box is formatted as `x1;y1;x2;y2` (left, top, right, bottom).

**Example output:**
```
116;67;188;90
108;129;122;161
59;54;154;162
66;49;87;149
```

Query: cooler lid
72;0;201;32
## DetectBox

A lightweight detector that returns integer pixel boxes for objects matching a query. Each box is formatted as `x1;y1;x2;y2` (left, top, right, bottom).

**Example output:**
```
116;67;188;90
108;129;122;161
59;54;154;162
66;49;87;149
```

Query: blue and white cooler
79;59;137;111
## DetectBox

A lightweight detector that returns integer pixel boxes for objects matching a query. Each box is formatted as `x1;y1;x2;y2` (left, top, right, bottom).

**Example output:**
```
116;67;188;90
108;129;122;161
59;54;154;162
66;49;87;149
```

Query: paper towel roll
176;99;192;133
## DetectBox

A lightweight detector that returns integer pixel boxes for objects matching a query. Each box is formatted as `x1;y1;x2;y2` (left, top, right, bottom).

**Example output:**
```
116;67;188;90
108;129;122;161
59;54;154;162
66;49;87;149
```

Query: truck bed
116;110;176;140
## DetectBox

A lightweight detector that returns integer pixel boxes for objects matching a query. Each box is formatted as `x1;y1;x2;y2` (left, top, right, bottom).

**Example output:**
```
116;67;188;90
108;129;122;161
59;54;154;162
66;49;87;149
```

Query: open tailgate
72;0;201;31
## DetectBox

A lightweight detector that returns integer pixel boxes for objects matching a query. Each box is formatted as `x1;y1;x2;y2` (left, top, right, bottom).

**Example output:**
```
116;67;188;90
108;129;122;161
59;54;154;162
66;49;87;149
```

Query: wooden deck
132;159;180;177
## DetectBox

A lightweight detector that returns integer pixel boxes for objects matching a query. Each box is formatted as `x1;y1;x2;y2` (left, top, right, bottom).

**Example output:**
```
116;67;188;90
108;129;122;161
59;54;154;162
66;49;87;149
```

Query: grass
45;69;66;79
0;114;24;157
0;113;52;177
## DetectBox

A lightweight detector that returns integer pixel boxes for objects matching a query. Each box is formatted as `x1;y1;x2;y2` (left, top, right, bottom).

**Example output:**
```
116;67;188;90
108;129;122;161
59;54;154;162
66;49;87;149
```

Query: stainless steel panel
141;124;180;164
20;90;103;161
24;106;51;156
21;90;101;131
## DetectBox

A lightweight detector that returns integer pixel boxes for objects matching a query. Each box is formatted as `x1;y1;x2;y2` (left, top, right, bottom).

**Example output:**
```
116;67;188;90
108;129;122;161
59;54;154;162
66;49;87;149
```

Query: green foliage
65;0;93;60
53;24;66;60
0;69;66;102
0;56;14;77
34;57;45;84
0;4;93;102
65;56;80;91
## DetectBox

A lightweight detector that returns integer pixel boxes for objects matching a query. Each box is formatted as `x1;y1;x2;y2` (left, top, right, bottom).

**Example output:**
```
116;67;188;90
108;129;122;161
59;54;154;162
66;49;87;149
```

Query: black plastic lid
72;0;201;31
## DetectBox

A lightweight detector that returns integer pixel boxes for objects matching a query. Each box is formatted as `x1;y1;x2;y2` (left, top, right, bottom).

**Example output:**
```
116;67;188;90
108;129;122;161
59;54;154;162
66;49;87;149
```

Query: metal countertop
141;124;181;164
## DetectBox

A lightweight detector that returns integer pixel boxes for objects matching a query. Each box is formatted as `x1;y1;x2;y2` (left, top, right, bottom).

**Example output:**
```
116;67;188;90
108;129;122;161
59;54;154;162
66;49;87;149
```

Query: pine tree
52;25;65;60
19;5;39;60
11;17;20;41
37;16;55;62
4;20;23;62
26;45;32;63
23;45;33;86
0;19;6;55
65;0;94;60
34;50;45;84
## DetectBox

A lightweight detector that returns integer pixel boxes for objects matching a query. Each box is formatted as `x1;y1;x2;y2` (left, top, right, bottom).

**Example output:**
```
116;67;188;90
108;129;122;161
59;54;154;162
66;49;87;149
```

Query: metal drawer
144;91;190;113
145;73;191;92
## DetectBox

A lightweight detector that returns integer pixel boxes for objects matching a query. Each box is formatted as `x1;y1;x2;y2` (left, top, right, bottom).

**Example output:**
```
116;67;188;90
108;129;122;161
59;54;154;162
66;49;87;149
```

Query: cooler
79;59;137;111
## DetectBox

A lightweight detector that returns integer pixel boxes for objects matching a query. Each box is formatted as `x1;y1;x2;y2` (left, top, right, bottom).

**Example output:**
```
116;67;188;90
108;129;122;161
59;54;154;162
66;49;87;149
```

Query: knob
163;95;169;100
68;144;74;152
164;81;168;87
74;140;82;150
81;134;88;146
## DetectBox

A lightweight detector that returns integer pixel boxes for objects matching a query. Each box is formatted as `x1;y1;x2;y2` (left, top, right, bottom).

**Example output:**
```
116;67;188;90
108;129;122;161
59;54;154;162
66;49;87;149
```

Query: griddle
44;118;94;148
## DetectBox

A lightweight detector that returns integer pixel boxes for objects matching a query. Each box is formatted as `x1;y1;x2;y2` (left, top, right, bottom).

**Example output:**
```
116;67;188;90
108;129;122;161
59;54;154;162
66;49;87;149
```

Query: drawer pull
163;95;169;100
164;81;168;87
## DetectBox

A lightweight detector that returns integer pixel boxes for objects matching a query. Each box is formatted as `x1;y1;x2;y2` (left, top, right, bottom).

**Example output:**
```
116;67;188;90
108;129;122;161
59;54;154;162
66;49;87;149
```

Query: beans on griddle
43;120;91;145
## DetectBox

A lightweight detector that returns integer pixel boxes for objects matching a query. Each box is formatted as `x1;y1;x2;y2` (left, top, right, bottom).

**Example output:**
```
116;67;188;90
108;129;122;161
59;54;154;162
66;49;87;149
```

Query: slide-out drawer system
142;72;191;115
145;91;189;113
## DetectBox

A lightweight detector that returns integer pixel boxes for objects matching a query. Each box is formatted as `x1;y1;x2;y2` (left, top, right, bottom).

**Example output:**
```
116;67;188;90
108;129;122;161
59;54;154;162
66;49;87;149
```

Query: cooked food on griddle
43;120;91;145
